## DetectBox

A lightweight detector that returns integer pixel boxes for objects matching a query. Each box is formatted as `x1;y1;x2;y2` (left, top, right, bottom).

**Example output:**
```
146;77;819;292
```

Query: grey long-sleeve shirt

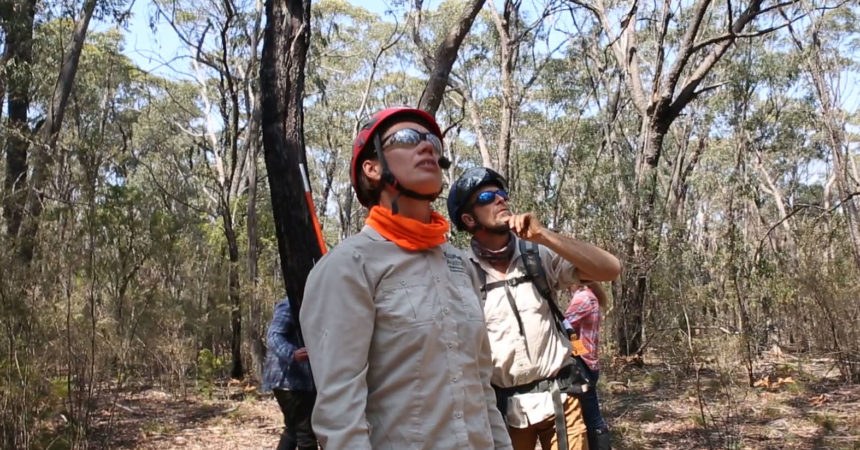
300;226;511;450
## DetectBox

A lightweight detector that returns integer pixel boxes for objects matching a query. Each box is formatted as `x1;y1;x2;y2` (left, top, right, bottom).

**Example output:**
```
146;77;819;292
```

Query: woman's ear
361;159;382;183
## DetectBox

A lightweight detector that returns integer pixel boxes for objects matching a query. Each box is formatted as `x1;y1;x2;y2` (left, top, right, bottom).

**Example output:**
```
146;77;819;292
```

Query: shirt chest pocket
375;275;439;330
483;280;544;326
449;273;485;322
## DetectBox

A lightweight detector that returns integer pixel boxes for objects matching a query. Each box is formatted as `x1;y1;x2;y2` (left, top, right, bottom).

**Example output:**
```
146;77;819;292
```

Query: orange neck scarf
365;206;449;251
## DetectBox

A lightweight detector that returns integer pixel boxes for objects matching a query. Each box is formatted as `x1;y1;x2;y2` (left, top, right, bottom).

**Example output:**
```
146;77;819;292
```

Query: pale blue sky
120;0;419;78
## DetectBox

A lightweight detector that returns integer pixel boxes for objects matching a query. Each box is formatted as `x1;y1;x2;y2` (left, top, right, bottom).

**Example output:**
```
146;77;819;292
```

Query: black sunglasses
474;189;509;206
382;128;444;154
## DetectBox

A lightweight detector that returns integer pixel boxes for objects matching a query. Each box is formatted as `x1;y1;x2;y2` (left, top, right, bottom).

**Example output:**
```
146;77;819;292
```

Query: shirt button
447;342;454;349
451;376;458;382
443;307;450;315
454;411;462;419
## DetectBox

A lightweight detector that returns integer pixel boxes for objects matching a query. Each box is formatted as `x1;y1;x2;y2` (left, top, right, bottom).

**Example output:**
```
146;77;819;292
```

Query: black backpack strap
518;239;553;302
518;239;569;332
472;261;528;341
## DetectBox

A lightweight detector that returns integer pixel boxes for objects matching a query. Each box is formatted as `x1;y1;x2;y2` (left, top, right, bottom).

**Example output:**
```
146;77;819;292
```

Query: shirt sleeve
299;248;375;450
266;299;297;364
540;244;580;291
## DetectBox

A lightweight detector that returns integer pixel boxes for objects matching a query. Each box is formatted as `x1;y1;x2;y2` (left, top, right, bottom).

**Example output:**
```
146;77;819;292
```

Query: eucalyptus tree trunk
488;0;517;177
222;205;244;379
159;0;265;379
17;0;98;263
261;0;321;319
246;0;266;380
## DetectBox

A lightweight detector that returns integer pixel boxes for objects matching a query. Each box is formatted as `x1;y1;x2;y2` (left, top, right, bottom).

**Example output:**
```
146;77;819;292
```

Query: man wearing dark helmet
300;110;511;449
447;167;621;450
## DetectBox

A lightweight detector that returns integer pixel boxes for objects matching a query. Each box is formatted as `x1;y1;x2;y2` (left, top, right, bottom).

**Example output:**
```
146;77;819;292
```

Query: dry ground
87;351;858;450
602;351;859;449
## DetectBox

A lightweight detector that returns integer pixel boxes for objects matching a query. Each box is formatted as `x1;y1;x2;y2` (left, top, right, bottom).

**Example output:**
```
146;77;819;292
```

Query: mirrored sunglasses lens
477;191;496;204
427;135;443;153
476;189;507;205
385;129;443;153
389;129;421;146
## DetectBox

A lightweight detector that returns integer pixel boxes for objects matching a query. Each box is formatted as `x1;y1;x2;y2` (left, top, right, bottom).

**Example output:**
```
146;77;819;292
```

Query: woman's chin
406;178;443;196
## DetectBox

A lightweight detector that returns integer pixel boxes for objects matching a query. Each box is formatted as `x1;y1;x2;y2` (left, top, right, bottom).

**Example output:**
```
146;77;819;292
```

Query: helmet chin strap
373;134;444;214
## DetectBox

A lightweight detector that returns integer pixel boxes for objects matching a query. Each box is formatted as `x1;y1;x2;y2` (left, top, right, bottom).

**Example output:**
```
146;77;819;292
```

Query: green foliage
196;349;226;399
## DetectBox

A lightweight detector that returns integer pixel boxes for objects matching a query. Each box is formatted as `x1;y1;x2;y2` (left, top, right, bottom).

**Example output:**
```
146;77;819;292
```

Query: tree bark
488;0;518;179
245;0;266;381
456;89;493;167
223;206;244;379
246;141;265;379
260;0;320;319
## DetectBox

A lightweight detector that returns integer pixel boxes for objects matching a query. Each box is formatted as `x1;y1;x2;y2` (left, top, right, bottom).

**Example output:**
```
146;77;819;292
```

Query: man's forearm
534;229;621;282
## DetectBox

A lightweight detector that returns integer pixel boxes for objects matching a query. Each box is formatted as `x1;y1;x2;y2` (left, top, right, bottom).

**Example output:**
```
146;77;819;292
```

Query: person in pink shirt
565;283;611;449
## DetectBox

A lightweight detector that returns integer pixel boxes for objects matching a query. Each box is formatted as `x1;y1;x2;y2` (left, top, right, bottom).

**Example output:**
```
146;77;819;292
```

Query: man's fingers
507;216;519;233
508;213;541;240
522;215;532;235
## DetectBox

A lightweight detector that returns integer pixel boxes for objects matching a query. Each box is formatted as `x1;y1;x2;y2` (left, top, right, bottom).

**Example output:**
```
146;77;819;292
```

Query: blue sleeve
267;299;298;364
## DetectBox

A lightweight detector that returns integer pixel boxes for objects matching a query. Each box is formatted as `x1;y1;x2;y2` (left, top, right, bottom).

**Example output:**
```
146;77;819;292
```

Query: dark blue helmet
447;167;508;231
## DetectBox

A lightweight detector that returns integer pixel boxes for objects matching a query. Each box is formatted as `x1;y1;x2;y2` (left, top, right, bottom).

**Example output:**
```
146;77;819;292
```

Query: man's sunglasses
382;128;444;154
474;189;509;206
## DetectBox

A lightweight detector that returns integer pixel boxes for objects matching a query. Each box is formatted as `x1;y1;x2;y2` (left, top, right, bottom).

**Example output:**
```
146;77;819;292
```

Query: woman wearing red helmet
299;107;511;449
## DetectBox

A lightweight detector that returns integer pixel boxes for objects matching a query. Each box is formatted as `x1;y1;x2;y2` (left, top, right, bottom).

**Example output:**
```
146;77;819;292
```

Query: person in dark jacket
262;298;317;450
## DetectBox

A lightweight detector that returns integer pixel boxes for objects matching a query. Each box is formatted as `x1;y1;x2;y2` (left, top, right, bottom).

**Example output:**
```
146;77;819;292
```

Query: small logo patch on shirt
444;251;467;274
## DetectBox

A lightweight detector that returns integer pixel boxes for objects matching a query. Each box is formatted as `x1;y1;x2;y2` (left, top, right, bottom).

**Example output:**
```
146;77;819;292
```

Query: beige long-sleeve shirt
467;237;581;428
300;226;512;450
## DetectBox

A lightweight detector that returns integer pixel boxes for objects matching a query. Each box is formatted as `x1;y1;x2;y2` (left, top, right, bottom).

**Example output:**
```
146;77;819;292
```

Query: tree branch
417;0;487;115
650;0;672;101
689;19;801;55
692;81;726;97
664;0;714;96
667;0;773;122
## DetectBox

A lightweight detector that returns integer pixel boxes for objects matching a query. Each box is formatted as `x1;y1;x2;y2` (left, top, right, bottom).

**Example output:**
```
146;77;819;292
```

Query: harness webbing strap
551;381;569;450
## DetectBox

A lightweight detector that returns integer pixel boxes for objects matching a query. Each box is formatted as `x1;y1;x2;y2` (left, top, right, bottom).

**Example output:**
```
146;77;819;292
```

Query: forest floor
89;347;859;450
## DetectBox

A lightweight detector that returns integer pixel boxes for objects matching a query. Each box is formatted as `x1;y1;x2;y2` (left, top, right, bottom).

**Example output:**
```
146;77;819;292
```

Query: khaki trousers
508;396;588;450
